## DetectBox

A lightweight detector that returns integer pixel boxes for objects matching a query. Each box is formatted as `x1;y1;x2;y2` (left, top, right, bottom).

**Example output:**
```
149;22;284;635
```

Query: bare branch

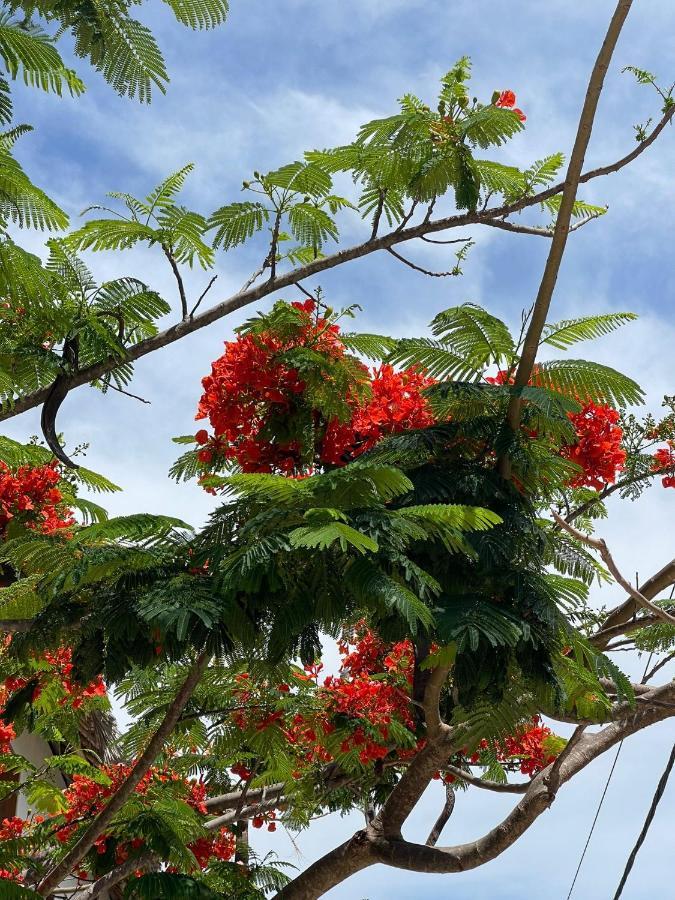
596;558;675;646
643;651;675;684
69;852;157;899
419;235;472;245
544;723;586;798
386;246;460;278
482;210;605;238
370;189;385;240
106;383;151;405
162;245;188;320
443;765;529;794
375;666;452;837
552;511;675;628
190;274;218;317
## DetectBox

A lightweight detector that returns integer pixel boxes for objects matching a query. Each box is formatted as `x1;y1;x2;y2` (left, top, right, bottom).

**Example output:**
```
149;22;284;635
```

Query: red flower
652;442;675;488
321;365;435;465
561;402;626;491
495;91;525;122
495;90;516;108
0;461;74;536
194;429;209;445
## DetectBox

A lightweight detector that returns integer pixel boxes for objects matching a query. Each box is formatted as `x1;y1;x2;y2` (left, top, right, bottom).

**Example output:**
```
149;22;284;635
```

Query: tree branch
443;765;529;794
37;651;209;896
69;851;157;899
387;246;461;277
274;683;675;898
375;665;452;837
552;511;675;628
595;558;675;646
425;783;455;847
162;245;188;320
482;211;605;238
2;105;671;430
500;0;635;474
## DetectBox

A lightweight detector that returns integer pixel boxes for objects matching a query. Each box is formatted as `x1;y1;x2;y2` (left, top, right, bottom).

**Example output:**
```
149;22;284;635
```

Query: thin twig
643;651;675;685
162;245;188;319
190;274;218;317
370;189;385;240
419;235;473;245
386;247;459;278
107;384;151;405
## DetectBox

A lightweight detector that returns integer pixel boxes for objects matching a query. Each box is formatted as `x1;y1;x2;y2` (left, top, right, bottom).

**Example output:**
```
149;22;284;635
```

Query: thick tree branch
375;665;452;837
37;651;209;896
1;101;672;426
275;682;675;898
595;558;675;647
500;0;635;474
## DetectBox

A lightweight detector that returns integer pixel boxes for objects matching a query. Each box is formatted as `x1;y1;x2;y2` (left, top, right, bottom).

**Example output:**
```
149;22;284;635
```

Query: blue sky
4;1;675;897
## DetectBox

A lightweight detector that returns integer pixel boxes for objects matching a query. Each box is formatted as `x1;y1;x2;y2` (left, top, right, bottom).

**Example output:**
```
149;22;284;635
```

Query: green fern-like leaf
541;312;637;350
161;0;230;30
208;201;270;249
431;303;515;367
535;359;644;406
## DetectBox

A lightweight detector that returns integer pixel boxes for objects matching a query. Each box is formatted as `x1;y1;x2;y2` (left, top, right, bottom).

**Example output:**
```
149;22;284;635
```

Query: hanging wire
612;742;675;899
565;575;658;900
565;740;624;900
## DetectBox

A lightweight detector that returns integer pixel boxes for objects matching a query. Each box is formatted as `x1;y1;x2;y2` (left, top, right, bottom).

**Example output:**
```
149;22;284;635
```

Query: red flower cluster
53;763;234;869
497;716;558;776
186;828;236;869
487;372;626;491
0;868;23;882
495;89;527;123
0;816;24;841
652;441;675;488
561;402;626;491
196;300;350;474
321;365;435;465
441;716;559;782
2;645;106;712
0;720;15;754
194;301;435;476
0;460;74;535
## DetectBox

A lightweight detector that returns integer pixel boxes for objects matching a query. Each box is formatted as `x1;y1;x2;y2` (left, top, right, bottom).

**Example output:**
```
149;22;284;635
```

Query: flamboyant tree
0;0;675;898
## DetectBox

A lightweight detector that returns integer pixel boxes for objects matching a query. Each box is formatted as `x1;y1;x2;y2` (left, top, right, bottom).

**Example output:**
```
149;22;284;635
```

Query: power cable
612;742;675;899
565;740;624;900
